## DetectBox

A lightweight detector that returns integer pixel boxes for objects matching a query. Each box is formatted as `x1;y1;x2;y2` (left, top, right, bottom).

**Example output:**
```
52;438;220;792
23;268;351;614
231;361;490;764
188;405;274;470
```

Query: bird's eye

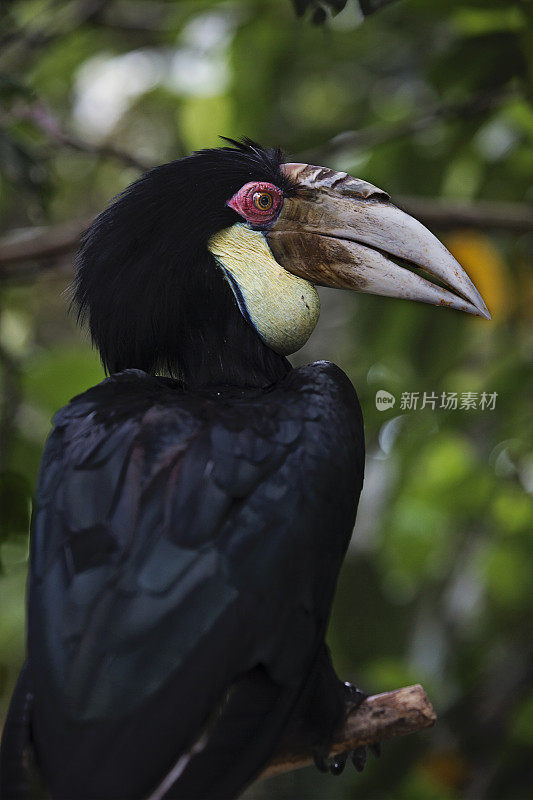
227;181;283;228
253;192;273;211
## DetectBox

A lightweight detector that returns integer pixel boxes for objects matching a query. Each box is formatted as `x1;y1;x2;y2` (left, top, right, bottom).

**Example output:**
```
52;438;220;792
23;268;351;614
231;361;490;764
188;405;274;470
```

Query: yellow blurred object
417;748;470;790
445;230;513;320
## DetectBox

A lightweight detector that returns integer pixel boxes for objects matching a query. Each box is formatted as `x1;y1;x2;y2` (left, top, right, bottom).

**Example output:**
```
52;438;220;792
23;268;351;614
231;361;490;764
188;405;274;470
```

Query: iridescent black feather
26;365;364;799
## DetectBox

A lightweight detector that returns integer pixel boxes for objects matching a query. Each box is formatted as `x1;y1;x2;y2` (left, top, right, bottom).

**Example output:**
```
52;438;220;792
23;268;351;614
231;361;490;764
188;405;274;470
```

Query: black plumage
30;366;363;799
1;141;365;800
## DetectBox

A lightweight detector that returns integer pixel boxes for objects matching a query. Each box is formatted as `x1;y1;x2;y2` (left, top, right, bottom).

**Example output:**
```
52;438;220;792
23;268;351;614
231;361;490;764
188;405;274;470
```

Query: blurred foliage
292;0;399;25
0;1;532;799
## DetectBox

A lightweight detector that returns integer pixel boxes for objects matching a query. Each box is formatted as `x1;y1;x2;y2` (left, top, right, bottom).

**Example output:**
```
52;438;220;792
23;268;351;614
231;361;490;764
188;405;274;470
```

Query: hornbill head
75;139;489;384
210;148;490;356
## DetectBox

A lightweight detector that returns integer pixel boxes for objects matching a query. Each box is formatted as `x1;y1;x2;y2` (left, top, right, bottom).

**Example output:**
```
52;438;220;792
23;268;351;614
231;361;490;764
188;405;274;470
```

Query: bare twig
261;684;436;780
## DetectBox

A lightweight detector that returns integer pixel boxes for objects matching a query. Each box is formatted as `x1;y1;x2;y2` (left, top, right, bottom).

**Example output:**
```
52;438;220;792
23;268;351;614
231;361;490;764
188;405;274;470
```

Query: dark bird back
27;365;363;798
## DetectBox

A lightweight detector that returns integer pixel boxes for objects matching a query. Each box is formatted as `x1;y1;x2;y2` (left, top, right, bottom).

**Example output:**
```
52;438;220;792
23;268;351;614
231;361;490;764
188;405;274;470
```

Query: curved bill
266;163;490;320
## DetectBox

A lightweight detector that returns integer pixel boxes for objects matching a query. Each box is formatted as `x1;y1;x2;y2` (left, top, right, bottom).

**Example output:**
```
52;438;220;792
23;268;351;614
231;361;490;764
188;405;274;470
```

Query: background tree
0;1;532;798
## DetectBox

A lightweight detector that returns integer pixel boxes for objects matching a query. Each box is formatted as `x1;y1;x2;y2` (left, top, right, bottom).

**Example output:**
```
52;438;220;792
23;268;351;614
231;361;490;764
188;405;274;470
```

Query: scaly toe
329;757;347;776
343;682;368;709
313;751;330;774
370;742;381;758
351;746;367;773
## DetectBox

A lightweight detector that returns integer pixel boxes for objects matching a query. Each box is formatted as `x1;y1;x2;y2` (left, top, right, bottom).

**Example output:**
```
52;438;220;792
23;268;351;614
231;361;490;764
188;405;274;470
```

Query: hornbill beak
266;163;491;320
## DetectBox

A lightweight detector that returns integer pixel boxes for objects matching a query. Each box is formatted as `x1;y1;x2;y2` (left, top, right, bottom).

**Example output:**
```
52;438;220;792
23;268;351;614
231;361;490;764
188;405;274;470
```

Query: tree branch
261;684;436;780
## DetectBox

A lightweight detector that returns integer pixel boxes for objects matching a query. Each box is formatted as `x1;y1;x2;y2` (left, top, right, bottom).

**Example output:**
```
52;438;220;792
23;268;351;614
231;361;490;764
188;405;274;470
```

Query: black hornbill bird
0;139;489;800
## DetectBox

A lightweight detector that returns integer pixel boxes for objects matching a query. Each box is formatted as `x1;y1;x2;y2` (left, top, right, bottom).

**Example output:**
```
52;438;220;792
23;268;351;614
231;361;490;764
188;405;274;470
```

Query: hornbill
0;139;489;800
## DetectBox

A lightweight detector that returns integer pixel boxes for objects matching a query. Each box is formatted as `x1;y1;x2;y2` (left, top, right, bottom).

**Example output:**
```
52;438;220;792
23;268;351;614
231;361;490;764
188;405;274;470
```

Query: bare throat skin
208;223;320;356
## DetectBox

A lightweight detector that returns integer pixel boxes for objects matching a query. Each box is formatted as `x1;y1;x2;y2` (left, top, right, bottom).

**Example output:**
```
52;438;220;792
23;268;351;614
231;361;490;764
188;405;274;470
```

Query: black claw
351;746;367;773
370;742;381;758
329;757;347;776
313;753;329;773
343;682;368;708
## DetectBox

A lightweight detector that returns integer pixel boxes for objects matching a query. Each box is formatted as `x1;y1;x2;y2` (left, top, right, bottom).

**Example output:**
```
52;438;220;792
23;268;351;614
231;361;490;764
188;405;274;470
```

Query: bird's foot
343;681;367;708
313;684;381;776
352;742;381;771
314;743;381;776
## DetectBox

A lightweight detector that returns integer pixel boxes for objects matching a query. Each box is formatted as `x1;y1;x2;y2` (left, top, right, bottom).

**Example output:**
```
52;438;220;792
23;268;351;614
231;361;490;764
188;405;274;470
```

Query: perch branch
261;683;436;780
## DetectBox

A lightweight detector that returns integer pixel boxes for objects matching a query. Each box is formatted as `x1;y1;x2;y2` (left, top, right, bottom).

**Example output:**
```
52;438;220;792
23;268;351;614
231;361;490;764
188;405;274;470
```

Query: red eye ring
227;181;283;227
